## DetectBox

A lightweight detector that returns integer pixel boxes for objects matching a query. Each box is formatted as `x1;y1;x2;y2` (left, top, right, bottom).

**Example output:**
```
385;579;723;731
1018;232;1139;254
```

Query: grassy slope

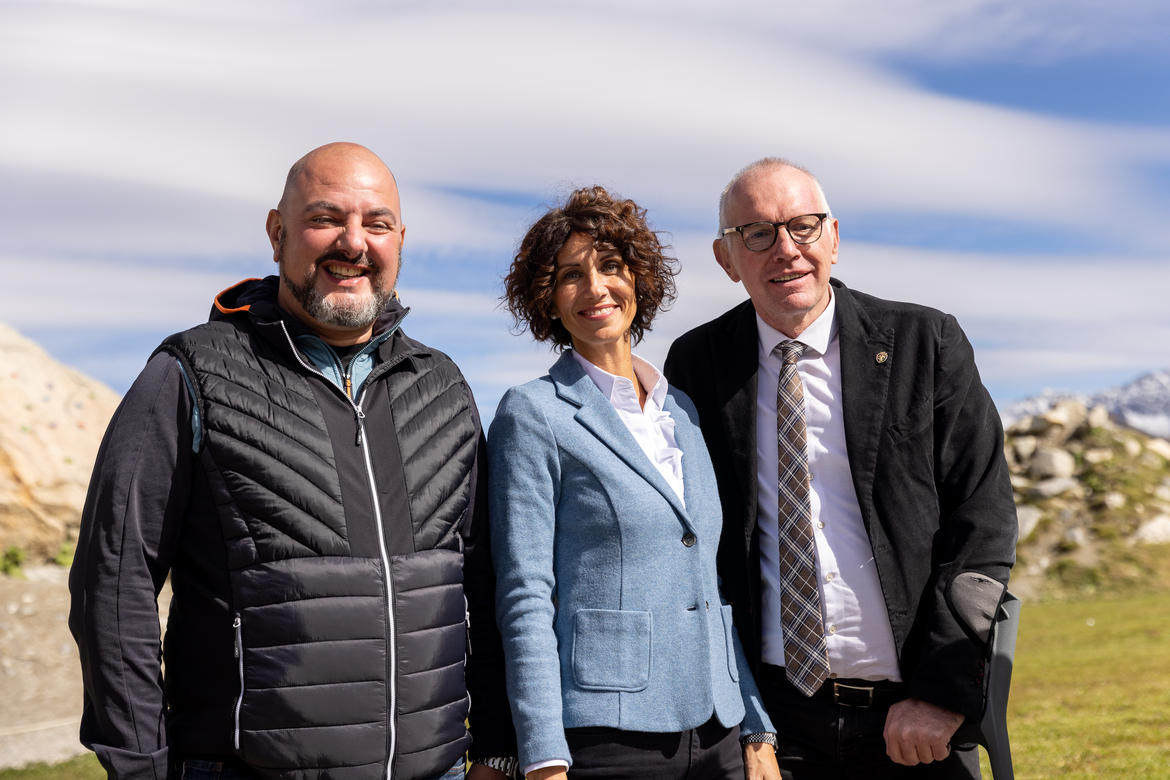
5;589;1169;779
0;755;104;780
996;591;1170;779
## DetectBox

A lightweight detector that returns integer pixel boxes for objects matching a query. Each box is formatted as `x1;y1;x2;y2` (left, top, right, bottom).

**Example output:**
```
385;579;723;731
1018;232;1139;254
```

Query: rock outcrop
1004;398;1170;599
0;323;120;563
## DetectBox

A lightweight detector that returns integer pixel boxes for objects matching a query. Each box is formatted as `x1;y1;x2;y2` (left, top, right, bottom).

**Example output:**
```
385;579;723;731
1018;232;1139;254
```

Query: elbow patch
946;571;1006;646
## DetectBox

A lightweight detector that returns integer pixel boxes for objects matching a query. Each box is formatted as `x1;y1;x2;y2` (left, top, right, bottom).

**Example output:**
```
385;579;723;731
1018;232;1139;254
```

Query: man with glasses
665;158;1016;779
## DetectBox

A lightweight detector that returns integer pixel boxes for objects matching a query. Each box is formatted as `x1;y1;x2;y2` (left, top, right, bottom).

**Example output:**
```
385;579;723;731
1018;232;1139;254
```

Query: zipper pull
354;406;365;446
344;373;353;398
233;615;242;659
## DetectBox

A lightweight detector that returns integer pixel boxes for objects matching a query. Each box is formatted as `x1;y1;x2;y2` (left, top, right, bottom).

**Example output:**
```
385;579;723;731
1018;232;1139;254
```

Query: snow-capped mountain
1001;368;1170;438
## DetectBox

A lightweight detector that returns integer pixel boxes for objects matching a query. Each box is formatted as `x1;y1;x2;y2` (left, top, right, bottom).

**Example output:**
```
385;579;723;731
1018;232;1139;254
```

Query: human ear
265;210;283;262
713;238;742;283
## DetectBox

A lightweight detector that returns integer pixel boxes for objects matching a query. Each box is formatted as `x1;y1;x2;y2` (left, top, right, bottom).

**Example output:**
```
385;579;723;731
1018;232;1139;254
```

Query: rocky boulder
1005;399;1170;599
0;323;120;563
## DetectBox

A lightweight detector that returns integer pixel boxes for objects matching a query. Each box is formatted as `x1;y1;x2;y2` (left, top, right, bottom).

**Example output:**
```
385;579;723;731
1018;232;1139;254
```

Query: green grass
0;546;25;577
0;754;103;779
5;593;1169;779
985;591;1170;779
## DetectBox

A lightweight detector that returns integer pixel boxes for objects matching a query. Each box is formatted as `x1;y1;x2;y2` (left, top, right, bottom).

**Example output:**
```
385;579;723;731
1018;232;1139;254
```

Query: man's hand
743;741;781;780
883;698;965;766
467;765;513;780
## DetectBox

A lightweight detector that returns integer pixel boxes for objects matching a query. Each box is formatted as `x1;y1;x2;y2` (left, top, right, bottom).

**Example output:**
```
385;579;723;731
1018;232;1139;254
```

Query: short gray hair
717;157;831;233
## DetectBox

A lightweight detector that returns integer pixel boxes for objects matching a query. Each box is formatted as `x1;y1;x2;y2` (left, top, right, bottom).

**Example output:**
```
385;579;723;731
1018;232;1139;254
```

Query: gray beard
277;235;399;330
281;266;394;329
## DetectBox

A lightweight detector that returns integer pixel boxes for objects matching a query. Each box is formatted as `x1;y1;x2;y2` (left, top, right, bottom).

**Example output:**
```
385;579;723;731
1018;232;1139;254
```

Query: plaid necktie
775;340;831;696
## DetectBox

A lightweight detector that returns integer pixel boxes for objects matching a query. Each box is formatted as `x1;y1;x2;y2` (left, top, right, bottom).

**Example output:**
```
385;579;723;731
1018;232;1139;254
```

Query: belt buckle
832;681;875;708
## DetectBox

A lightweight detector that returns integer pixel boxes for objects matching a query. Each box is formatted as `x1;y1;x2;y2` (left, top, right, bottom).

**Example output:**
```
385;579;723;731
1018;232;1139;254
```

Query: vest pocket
571;609;651;692
719;604;740;682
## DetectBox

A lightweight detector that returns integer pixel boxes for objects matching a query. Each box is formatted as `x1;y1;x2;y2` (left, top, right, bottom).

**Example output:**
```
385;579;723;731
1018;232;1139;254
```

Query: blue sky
2;0;1168;421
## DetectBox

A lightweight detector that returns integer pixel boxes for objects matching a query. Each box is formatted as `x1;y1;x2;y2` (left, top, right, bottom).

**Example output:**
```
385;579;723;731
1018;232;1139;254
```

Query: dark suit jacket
664;278;1017;718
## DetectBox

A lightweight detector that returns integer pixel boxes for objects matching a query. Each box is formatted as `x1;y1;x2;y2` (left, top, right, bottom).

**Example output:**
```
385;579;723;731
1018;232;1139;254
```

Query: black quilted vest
157;301;478;779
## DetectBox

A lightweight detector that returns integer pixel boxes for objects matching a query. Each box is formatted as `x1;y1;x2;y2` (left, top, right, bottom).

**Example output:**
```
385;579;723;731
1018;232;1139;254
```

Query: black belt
762;664;905;709
824;678;905;708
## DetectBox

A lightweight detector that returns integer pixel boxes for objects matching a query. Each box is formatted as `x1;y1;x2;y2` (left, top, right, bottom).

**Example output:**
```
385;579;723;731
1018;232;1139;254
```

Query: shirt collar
571;350;669;412
755;288;837;358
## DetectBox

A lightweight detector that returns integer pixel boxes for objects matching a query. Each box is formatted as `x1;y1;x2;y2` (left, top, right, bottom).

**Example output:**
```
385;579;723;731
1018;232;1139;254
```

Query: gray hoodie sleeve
68;353;194;778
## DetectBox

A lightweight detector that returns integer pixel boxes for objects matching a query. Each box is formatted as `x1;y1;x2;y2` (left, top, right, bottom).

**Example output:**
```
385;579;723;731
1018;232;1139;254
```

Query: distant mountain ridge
1001;368;1170;438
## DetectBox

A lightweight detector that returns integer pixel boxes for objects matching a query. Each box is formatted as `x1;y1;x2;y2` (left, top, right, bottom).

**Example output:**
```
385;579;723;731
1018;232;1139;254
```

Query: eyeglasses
720;213;829;252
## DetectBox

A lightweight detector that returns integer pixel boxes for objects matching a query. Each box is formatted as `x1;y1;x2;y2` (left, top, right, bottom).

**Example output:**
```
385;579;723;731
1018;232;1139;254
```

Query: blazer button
682;532;697;547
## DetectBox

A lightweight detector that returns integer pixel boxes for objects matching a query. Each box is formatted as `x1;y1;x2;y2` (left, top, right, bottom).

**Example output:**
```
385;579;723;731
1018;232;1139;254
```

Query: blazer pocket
572;609;652;692
886;395;933;445
719;604;740;682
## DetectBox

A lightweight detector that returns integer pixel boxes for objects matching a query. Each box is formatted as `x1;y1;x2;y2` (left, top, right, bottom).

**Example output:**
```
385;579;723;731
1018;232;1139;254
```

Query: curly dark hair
503;185;678;349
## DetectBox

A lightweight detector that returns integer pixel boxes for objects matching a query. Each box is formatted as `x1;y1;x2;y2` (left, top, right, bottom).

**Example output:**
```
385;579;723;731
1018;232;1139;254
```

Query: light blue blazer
488;352;773;769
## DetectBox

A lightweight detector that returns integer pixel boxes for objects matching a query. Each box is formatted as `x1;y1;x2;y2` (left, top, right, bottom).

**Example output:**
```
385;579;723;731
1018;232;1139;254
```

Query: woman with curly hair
488;186;778;779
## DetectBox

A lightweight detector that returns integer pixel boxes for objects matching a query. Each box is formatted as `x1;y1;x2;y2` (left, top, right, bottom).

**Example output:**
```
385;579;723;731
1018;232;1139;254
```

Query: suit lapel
549;353;693;528
662;392;706;520
833;281;895;530
715;302;761;552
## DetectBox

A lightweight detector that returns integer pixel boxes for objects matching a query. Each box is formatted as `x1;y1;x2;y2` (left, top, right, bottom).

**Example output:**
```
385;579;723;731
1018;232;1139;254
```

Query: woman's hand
743;741;781;780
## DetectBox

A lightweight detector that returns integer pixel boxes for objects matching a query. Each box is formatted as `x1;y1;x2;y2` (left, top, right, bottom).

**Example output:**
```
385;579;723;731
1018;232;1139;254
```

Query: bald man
665;158;1017;779
70;144;516;779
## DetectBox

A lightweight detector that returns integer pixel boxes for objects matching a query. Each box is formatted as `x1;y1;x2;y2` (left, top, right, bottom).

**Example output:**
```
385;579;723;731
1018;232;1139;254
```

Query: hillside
0;325;122;768
0;324;120;565
1004;398;1170;600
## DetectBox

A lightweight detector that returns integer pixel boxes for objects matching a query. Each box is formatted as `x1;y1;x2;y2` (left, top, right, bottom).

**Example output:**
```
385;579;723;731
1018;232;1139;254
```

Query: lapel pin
875;351;889;364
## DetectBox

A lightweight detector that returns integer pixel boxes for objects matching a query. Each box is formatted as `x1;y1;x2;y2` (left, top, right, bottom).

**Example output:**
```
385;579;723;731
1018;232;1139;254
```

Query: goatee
279;245;399;330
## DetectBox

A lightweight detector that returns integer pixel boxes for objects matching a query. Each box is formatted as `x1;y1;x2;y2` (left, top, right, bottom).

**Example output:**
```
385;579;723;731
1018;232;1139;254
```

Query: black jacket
69;278;514;778
664;279;1017;719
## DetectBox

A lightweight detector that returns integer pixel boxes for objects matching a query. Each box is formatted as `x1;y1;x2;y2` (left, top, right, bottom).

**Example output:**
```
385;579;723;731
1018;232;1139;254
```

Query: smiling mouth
580;304;617;318
770;272;807;283
322;262;369;280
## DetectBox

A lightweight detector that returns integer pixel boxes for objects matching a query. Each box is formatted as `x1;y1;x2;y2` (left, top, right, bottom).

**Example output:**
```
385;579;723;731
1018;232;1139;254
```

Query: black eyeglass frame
720;212;830;252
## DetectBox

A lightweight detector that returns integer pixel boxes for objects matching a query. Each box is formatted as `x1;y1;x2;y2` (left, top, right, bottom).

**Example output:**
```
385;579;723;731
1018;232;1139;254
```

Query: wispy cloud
0;0;1166;410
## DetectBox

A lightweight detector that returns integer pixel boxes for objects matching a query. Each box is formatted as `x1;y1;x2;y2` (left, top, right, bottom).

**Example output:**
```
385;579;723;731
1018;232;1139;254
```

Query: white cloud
1;1;1168;405
395;287;500;319
0;253;237;330
631;230;1170;401
4;2;1169;236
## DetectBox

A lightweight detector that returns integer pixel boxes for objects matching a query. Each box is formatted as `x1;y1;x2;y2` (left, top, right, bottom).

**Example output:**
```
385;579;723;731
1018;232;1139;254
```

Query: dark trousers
181;758;464;779
565;717;742;779
180;760;256;779
757;665;981;780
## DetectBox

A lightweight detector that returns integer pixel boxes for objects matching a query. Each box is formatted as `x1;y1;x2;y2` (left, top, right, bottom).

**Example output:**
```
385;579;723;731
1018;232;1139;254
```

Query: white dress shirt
755;292;901;681
572;350;686;504
523;351;686;776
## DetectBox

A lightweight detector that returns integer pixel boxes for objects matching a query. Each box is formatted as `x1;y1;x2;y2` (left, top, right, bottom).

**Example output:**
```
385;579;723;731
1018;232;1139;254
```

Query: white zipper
357;412;398;780
232;613;244;750
277;322;400;778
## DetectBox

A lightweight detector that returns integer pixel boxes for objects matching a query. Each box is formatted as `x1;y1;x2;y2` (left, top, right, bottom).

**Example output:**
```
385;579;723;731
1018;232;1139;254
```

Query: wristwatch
473;756;520;777
740;732;778;749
